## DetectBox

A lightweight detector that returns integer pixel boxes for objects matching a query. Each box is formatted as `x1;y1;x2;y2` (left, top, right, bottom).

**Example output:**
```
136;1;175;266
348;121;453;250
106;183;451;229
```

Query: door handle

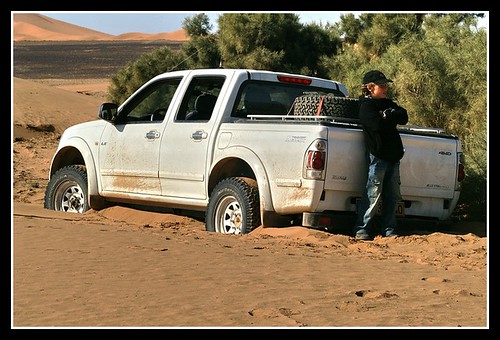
145;130;160;140
191;130;208;141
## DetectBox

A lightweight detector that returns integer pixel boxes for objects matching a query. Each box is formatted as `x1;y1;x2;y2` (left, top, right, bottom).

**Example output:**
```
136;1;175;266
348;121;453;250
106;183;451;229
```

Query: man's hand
380;108;395;119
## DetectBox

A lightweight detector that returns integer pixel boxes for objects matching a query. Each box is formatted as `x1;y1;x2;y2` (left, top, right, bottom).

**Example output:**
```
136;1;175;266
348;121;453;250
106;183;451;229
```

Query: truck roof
150;68;349;97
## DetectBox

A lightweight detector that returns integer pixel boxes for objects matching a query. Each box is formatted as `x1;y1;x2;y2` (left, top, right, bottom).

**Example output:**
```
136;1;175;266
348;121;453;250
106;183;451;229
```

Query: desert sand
11;76;489;331
11;13;489;330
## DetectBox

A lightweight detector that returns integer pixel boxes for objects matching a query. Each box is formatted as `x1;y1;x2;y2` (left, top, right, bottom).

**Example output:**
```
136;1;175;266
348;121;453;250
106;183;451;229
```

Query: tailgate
399;132;460;199
322;126;460;200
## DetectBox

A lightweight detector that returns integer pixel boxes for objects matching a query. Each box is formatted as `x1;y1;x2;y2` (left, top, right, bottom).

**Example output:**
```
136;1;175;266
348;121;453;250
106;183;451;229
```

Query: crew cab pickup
44;68;465;234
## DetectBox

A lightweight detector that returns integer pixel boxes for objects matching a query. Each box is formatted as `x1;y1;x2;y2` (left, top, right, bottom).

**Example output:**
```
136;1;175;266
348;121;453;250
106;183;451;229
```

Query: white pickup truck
44;68;465;234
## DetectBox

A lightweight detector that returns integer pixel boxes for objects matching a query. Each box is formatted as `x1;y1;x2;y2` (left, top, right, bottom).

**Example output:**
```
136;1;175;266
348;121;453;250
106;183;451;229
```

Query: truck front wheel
206;177;260;234
44;165;89;213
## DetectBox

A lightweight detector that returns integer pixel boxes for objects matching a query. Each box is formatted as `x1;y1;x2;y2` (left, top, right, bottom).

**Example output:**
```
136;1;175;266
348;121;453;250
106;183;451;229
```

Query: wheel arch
208;147;274;218
49;138;100;204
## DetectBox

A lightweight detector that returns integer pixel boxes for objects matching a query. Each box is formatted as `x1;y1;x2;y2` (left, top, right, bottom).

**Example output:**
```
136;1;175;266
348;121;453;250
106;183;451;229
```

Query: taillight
304;139;327;180
307;151;325;170
457;152;465;182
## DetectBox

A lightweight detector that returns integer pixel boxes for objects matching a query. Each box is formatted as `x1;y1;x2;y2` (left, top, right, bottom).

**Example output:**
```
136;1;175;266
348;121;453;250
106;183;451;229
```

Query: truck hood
59;119;108;146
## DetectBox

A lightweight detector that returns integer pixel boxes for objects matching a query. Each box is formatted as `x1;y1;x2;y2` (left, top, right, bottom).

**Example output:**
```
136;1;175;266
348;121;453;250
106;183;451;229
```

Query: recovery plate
357;199;405;217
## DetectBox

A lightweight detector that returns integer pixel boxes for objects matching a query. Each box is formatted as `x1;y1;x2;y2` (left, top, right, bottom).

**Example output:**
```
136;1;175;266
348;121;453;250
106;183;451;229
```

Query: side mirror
98;103;118;122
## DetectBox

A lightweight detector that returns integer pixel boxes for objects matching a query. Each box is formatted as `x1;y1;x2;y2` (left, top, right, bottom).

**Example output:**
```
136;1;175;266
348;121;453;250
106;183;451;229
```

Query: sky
35;11;488;36
38;11;346;35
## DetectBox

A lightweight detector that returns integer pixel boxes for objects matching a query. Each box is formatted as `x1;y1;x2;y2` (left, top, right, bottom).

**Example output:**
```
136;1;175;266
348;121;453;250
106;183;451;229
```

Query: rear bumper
302;211;357;228
302;210;449;230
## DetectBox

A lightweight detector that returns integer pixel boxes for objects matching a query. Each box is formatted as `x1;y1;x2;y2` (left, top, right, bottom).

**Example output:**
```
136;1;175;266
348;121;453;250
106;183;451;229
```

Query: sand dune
13;13;188;41
13;78;104;135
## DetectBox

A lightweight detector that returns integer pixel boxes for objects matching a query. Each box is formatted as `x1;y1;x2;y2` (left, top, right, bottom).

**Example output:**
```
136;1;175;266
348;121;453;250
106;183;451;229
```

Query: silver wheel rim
54;181;85;213
215;195;243;234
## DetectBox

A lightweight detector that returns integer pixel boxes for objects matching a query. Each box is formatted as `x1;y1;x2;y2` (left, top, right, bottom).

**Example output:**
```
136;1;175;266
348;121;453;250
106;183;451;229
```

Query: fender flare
49;136;100;199
209;146;275;213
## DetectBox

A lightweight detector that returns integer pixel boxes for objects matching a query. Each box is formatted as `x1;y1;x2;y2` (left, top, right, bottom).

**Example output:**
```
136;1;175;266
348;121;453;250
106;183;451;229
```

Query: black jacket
358;96;409;162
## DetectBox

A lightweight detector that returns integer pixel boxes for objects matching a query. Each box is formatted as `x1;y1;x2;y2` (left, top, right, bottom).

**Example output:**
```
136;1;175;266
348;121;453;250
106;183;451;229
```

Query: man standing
354;70;409;240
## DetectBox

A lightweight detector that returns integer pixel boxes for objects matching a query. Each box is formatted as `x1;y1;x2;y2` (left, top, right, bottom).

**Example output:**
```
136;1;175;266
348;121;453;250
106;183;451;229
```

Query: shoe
355;230;372;240
384;232;398;238
383;227;398;238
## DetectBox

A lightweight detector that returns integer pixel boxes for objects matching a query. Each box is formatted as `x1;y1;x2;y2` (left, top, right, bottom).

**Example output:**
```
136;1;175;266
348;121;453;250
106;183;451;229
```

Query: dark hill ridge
13;40;183;79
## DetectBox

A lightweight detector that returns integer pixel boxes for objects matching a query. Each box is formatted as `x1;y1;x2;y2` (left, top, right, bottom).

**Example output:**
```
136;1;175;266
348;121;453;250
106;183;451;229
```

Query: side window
118;78;182;123
176;76;225;122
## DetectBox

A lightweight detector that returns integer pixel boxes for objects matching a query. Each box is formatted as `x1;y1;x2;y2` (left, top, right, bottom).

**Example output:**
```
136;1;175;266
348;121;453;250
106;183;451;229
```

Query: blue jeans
355;153;402;236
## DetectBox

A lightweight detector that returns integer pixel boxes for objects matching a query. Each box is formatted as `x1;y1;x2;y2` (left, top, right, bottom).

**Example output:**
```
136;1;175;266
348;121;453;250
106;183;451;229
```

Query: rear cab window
231;80;346;118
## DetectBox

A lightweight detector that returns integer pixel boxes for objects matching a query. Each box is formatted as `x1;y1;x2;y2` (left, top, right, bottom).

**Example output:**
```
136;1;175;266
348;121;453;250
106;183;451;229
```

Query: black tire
206;177;260;234
44;165;89;213
328;97;360;119
293;94;359;119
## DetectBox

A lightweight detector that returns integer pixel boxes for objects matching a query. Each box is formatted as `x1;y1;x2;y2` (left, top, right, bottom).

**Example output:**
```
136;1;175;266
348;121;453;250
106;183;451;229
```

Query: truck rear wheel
44;165;89;213
206;177;260;234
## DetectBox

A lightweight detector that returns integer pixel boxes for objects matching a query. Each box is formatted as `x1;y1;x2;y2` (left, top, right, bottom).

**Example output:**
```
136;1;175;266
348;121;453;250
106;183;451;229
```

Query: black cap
363;70;393;84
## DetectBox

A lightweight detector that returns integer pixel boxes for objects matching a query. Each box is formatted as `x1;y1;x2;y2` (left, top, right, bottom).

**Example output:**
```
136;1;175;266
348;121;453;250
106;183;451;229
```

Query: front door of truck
99;78;182;195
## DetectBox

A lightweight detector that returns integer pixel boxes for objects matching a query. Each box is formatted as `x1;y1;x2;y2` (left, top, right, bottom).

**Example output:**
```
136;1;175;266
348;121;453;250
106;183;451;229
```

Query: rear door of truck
158;71;232;200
